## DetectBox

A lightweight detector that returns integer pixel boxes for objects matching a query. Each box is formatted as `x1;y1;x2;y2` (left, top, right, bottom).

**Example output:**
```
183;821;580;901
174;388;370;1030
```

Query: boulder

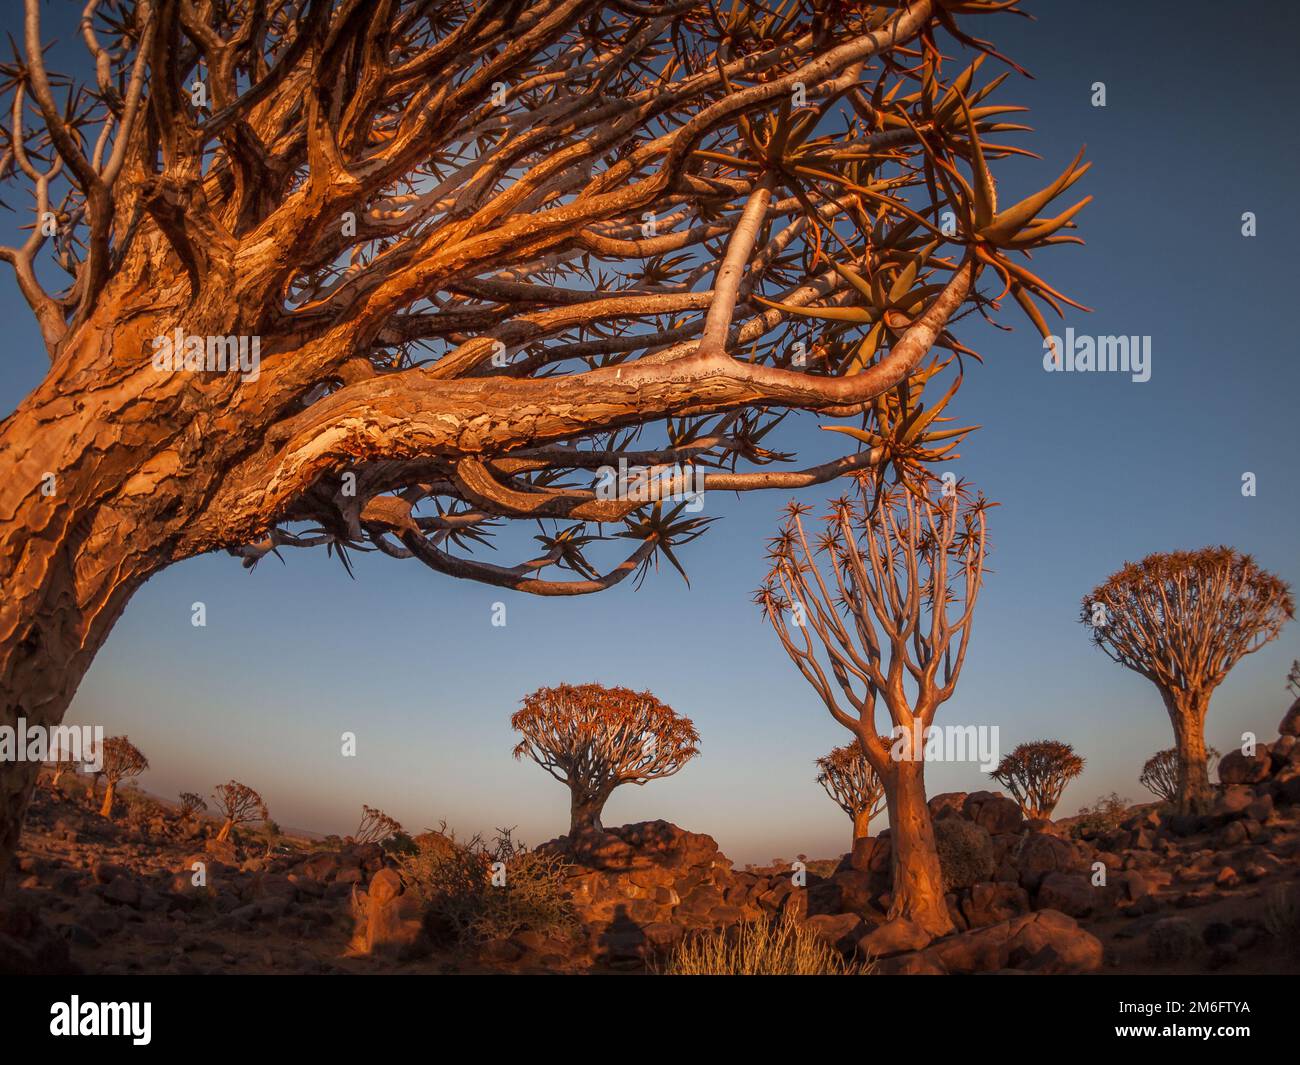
858;917;932;958
1279;697;1300;737
928;793;968;820
1034;872;1096;918
1147;916;1198;961
877;910;1101;975
831;869;876;915
961;881;1030;929
962;791;1024;835
803;913;865;954
1213;786;1256;819
1015;832;1084;891
347;875;429;961
1219;747;1272;785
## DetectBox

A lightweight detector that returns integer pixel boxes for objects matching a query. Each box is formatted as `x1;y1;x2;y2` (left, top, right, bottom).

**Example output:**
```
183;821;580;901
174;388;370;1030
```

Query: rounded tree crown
992;740;1085;784
1081;547;1292;689
511;683;699;785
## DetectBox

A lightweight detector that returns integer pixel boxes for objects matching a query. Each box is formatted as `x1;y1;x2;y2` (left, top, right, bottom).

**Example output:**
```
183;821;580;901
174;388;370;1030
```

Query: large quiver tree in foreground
511;683;698;834
0;0;1087;881
1082;548;1292;814
759;477;989;937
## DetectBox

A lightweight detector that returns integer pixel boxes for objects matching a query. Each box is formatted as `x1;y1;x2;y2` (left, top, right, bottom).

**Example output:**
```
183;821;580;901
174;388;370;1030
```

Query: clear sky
3;1;1297;864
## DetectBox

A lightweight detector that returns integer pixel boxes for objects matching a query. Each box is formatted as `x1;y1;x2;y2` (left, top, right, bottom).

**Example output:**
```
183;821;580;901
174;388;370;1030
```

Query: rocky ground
4;703;1299;976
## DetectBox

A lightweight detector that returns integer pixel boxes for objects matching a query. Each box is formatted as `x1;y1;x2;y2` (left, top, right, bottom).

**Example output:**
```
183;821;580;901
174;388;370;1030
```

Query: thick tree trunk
852;806;874;841
216;819;234;842
0;294;212;886
1164;689;1213;814
569;786;611;836
99;781;116;819
882;757;954;938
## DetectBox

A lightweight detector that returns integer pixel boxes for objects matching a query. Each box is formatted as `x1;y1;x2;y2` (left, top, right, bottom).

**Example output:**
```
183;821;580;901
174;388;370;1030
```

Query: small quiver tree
98;736;148;819
816;741;888;842
1139;746;1220;805
353;805;404;845
212;780;268;842
511;684;699;835
989;740;1084;820
178;791;208;819
758;478;989;938
1082;548;1292;813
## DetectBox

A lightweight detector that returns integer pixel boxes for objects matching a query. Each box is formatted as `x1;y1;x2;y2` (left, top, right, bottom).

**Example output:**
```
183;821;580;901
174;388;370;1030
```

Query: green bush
1072;792;1131;838
934;817;994;891
398;825;576;945
662;909;866;975
382;831;419;857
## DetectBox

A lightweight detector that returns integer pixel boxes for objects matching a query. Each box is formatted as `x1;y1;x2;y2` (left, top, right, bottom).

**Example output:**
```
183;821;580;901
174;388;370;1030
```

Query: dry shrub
398;824;576;945
662;909;866;976
934;817;994;891
1264;882;1300;959
1072;792;1131;838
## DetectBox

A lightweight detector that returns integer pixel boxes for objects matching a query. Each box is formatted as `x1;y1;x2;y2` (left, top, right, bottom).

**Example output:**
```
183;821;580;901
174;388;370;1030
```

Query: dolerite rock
1147;916;1198;961
348;868;429;960
203;836;239;864
1034;872;1098;918
832;868;877;915
541;822;763;960
1279;697;1300;737
961;791;1024;835
1219;747;1272;785
858;917;932;958
928;793;968;820
1015;832;1085;891
961;881;1030;929
874;910;1101;975
804;913;865;954
0;900;79;975
1212;786;1256;819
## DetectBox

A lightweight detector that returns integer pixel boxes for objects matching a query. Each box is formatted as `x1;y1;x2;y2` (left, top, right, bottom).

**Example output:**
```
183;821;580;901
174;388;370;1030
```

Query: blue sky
3;1;1297;863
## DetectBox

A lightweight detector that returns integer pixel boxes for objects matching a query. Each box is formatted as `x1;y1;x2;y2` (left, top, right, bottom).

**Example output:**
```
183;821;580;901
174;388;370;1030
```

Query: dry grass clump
1264;882;1300;959
662;910;867;976
398;824;576;945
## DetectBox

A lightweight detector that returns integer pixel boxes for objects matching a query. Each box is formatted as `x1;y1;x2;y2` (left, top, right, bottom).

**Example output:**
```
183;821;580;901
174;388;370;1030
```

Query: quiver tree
758;477;989;937
511;683;699;834
989;740;1083;820
211;780;268;842
352;804;403;845
178;791;208;819
816;741;888;841
98;736;149;819
45;738;82;790
0;1;1087;884
1139;746;1219;805
1082;548;1293;813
